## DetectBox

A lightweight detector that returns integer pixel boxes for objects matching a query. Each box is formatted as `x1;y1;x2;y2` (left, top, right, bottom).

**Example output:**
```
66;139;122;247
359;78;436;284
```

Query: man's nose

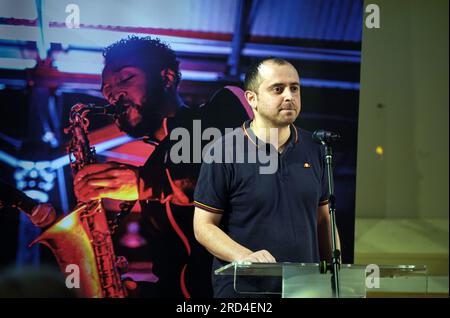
283;89;293;101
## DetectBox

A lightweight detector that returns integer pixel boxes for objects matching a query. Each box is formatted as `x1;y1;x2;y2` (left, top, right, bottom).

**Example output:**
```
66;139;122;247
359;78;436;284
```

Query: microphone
0;180;56;228
69;103;117;119
86;103;116;116
312;130;341;144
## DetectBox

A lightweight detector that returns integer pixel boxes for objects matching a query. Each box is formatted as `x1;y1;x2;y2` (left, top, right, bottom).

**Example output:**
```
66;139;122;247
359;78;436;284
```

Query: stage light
23;189;48;203
376;146;384;156
53;61;103;75
0;57;37;70
181;70;221;82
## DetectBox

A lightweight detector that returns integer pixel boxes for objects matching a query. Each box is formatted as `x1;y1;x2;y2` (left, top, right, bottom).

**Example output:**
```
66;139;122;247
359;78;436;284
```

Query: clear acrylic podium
215;262;428;298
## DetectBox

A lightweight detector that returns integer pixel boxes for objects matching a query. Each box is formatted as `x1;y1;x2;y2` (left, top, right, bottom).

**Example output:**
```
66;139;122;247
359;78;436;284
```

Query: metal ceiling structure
0;0;363;87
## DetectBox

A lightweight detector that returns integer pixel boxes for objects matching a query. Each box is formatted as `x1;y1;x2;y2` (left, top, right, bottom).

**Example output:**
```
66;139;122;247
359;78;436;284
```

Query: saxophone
31;103;128;298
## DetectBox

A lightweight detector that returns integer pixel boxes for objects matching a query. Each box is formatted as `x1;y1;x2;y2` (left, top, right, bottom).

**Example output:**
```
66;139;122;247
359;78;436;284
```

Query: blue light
181;70;221;82
301;78;360;90
41;169;55;183
243;48;361;63
17;181;26;190
50;155;70;170
35;161;51;170
100;150;147;163
0;150;19;167
93;135;136;153
18;160;34;170
1;135;141;211
41;182;54;192
42;131;59;148
238;75;360;90
23;190;48;203
57;167;69;214
50;135;137;170
29;170;38;178
54;61;104;75
35;0;50;60
0;58;37;70
14;170;26;182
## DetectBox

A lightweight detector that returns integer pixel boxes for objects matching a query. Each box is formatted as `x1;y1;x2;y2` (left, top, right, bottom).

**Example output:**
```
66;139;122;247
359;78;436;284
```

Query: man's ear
160;69;177;89
245;90;258;112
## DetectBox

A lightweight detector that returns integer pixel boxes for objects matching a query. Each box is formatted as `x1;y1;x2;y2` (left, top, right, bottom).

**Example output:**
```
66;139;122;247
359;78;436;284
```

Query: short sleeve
193;149;230;214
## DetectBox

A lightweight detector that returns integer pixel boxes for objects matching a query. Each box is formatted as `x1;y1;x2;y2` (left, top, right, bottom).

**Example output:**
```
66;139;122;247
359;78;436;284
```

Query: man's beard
115;105;163;138
258;106;299;128
114;83;165;138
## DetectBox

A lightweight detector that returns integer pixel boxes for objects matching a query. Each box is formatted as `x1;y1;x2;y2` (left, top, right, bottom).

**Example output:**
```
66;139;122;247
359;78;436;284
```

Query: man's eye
291;86;299;92
273;87;282;93
121;75;135;83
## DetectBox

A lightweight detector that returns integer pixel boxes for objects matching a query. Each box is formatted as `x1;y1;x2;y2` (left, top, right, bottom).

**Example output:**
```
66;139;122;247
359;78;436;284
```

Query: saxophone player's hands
74;162;139;202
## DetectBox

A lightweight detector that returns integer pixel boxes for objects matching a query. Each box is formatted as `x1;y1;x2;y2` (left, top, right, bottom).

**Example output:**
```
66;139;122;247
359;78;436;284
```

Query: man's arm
193;207;276;263
317;204;341;263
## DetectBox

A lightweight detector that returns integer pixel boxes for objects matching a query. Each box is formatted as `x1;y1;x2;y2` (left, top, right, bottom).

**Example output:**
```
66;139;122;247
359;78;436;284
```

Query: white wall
356;0;449;219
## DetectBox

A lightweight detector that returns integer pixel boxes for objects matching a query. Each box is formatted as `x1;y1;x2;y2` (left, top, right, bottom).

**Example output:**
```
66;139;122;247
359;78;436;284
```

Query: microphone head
30;203;56;228
312;130;340;144
86;104;116;116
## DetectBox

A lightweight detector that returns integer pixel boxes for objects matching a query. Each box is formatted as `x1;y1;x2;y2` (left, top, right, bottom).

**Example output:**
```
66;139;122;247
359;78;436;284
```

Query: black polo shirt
194;120;329;297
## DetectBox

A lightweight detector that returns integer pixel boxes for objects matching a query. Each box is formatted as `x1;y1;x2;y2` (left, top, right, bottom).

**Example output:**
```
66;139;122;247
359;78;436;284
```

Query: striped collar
242;120;299;149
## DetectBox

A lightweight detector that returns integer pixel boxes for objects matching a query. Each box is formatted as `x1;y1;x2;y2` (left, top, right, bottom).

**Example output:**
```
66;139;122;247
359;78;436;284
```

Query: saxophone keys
116;256;129;274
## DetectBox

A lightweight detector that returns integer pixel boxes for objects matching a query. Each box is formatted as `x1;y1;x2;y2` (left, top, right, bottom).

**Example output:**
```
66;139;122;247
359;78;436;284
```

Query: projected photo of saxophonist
73;36;250;298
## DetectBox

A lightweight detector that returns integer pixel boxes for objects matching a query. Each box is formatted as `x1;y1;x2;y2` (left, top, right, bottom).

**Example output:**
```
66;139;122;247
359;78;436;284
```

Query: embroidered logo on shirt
304;163;311;168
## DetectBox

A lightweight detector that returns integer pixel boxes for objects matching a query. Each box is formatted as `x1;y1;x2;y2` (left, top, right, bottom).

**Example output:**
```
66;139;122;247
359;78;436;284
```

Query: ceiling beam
227;0;252;78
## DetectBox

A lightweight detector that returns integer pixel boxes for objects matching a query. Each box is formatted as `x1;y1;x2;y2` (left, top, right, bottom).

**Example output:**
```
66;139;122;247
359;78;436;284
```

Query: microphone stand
321;141;341;298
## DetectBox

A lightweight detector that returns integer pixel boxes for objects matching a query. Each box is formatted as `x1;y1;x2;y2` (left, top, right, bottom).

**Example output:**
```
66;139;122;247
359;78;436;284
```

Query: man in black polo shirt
193;57;341;297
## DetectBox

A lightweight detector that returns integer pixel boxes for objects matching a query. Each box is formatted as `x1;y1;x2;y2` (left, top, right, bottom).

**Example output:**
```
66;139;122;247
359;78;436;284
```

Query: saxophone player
73;36;250;298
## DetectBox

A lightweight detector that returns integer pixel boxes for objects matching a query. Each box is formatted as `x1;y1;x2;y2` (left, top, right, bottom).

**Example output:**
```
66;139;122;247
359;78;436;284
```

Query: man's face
101;64;165;138
251;62;301;127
